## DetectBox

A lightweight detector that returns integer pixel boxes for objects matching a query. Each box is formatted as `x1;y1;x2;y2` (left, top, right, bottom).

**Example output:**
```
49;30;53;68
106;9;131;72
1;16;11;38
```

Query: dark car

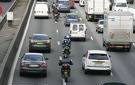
20;53;48;77
29;34;51;53
103;82;126;85
64;13;80;26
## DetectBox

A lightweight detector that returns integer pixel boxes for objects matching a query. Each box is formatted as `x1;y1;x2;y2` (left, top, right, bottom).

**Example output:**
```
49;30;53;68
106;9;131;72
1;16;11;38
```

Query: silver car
20;53;48;77
96;20;104;33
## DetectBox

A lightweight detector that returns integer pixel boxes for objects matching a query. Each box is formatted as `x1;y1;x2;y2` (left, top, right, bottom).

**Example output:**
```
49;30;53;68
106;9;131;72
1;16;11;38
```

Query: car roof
88;50;107;54
67;13;78;16
32;34;48;36
70;23;85;25
25;53;43;56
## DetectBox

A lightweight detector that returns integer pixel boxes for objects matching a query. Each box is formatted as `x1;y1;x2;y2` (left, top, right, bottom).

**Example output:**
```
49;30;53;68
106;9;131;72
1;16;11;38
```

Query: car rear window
67;15;78;19
89;54;108;60
79;25;84;31
99;21;104;24
32;35;49;40
72;25;78;31
24;55;43;61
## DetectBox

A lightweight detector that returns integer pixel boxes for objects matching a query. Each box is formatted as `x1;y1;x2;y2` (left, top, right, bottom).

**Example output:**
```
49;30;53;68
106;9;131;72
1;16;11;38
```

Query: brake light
41;63;47;68
21;63;28;68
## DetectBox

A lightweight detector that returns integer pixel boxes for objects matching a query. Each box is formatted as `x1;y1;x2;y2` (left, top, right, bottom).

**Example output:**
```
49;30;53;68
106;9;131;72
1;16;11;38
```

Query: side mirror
29;37;32;39
45;57;49;60
109;55;111;58
83;54;85;57
49;37;52;39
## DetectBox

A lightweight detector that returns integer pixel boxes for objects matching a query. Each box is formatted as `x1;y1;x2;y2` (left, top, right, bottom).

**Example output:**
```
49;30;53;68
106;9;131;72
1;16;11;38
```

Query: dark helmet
64;35;70;39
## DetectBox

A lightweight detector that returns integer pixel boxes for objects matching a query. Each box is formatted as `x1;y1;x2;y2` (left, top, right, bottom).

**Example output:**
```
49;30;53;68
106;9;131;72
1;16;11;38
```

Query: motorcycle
62;64;70;82
54;13;59;22
62;40;71;49
62;47;71;58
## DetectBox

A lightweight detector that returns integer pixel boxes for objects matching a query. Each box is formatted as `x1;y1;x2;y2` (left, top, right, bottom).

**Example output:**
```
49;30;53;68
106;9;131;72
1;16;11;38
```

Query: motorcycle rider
62;46;71;57
59;56;73;77
52;3;60;21
62;35;71;48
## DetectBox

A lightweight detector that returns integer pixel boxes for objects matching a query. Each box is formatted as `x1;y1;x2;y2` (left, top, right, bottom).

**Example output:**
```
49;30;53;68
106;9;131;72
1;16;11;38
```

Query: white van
112;0;128;11
69;23;87;41
34;2;49;18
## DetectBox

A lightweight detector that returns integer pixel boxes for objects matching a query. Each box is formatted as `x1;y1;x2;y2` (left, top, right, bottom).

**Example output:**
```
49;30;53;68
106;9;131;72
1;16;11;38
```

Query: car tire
106;70;111;75
48;48;51;53
20;71;24;76
82;64;84;70
84;69;88;74
43;72;47;77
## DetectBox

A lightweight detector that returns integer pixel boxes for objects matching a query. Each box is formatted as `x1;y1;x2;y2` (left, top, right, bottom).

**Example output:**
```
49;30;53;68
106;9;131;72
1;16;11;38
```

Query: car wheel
106;70;111;75
20;71;24;76
82;64;84;70
48;48;51;53
43;72;47;77
84;69;88;74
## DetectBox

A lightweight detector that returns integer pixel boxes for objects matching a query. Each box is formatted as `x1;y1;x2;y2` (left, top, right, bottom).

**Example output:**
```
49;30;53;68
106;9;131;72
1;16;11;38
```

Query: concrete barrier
0;0;34;85
0;0;17;30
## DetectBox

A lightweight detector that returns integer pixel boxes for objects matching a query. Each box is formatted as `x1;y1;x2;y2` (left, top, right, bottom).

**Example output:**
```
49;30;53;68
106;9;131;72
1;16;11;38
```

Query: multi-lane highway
10;1;135;85
0;0;14;14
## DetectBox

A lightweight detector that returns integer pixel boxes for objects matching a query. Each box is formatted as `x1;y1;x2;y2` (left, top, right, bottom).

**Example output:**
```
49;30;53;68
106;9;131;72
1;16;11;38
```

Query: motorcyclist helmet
64;35;70;39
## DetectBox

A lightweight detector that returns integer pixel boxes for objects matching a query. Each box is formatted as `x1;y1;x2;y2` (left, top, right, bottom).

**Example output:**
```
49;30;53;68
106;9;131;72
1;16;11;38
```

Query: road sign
0;5;3;16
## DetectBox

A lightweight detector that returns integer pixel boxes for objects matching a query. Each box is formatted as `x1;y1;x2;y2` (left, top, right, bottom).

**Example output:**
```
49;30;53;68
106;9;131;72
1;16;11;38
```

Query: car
34;2;50;18
82;50;111;74
102;82;126;85
79;0;85;7
69;0;75;9
64;13;80;26
69;23;87;41
29;34;51;52
20;53;48;76
57;0;70;12
96;19;104;33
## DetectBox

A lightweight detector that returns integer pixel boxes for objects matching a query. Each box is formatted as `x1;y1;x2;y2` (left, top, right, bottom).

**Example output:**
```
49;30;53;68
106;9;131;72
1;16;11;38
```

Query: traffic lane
12;6;123;85
0;0;14;14
75;3;135;84
12;11;64;85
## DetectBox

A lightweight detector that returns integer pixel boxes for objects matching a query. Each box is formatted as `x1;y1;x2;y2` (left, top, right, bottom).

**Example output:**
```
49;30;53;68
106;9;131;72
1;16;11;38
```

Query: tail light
40;63;47;68
21;63;28;68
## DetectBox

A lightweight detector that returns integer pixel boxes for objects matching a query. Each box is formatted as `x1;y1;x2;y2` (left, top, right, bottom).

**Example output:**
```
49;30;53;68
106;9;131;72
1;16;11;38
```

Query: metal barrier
0;0;17;30
0;0;34;84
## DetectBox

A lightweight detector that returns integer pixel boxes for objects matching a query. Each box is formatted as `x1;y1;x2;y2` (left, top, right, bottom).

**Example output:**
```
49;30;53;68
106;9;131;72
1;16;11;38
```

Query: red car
69;0;75;9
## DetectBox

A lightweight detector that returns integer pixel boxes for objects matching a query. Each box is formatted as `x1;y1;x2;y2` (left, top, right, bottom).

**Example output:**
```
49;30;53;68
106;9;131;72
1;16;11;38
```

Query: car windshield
89;54;108;60
67;15;78;20
116;3;127;7
24;55;43;61
32;35;49;40
58;1;69;5
99;21;104;25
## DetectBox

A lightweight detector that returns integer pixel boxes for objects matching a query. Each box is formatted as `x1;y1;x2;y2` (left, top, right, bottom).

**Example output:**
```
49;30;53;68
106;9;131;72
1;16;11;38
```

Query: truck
85;0;111;21
103;11;134;51
111;0;128;11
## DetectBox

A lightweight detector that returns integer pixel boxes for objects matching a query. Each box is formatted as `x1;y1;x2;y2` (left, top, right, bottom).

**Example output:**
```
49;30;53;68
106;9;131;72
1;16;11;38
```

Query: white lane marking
111;72;113;76
63;79;66;85
133;43;135;47
90;36;93;40
8;0;36;85
57;41;60;45
56;29;59;33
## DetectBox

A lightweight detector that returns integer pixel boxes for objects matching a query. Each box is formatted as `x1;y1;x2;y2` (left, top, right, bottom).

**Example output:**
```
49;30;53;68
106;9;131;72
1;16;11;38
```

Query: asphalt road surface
0;0;14;14
11;1;135;85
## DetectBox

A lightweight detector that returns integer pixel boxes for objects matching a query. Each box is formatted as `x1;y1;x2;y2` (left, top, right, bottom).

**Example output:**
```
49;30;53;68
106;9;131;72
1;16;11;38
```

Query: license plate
29;65;39;67
95;61;104;64
37;43;43;45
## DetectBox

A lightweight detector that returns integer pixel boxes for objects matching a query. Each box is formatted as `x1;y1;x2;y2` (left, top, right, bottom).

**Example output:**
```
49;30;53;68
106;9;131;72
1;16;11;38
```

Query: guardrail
0;0;17;30
0;0;34;85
